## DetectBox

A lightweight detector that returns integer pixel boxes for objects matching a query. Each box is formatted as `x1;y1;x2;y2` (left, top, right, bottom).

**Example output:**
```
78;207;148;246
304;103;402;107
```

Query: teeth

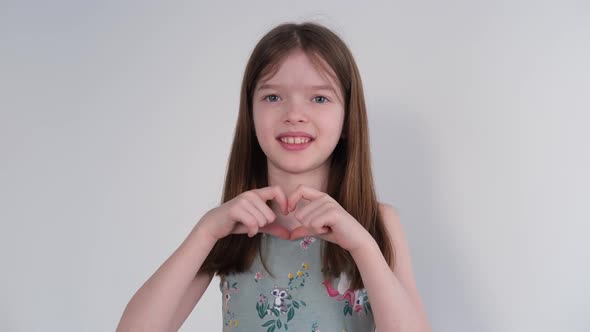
280;137;311;144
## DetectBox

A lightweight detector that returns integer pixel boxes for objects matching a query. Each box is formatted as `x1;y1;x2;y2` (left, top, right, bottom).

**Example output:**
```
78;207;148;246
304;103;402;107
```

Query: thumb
289;226;330;241
260;223;291;240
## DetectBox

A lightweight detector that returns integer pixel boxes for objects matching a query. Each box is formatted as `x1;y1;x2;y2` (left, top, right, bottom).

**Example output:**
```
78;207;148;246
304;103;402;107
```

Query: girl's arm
167;270;214;332
350;203;431;332
117;186;289;331
116;221;217;332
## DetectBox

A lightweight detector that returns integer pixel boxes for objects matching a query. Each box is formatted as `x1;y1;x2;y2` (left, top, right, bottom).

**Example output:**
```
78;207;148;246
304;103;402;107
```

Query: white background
1;1;589;331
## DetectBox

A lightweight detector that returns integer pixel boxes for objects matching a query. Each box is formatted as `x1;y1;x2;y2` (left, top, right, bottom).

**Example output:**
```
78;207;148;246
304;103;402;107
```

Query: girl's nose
283;100;308;123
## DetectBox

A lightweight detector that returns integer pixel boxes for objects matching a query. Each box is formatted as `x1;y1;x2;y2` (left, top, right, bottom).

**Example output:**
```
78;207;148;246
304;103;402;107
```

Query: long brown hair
199;21;394;290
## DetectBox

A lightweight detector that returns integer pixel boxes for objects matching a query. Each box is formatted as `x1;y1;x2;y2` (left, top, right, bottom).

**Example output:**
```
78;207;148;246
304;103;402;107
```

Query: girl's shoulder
376;200;402;268
378;201;399;218
378;199;403;234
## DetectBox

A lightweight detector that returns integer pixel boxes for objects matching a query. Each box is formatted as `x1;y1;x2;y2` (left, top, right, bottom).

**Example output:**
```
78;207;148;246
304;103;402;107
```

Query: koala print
270;285;290;314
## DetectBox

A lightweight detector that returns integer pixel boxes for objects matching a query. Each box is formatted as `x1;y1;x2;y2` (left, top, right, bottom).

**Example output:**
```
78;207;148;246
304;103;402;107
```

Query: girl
117;22;430;332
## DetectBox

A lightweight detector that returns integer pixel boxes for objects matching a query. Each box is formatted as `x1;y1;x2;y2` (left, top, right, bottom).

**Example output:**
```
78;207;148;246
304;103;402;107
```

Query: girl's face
252;49;345;175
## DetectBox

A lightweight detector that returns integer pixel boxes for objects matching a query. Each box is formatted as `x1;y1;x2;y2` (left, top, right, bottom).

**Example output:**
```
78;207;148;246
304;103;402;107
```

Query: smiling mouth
277;137;314;151
277;137;313;144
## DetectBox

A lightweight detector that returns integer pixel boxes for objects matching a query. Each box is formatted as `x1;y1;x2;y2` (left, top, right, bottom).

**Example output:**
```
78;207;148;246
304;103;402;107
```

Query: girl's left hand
287;184;375;253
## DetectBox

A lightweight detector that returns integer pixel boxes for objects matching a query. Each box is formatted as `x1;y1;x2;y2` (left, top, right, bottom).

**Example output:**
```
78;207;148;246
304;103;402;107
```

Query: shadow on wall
370;100;490;332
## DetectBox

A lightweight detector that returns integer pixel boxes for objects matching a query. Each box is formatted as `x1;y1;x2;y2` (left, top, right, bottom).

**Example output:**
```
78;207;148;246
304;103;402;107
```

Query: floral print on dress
288;262;310;290
299;236;316;250
253;261;311;331
311;321;320;331
220;278;240;330
219;235;373;331
254;271;263;281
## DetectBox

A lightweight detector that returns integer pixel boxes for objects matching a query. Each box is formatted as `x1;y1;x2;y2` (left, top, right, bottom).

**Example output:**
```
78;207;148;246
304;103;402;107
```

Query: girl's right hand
198;186;290;241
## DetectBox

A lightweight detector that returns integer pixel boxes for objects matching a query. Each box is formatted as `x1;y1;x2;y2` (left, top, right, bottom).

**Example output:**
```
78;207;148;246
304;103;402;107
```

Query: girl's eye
314;96;329;103
263;94;329;103
264;94;280;102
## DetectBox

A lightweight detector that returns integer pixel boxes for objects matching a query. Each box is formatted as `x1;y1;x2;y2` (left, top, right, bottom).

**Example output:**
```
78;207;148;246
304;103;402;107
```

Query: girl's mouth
277;137;313;151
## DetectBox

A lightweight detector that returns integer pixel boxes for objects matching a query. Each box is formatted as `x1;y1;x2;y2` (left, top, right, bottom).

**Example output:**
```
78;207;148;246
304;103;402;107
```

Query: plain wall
1;1;589;331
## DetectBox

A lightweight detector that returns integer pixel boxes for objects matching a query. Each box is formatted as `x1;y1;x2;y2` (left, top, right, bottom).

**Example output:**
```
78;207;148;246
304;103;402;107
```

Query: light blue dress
219;233;375;331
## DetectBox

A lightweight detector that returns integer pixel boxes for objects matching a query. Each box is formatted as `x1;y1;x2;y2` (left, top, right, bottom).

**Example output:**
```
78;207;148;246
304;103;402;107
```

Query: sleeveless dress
218;233;375;332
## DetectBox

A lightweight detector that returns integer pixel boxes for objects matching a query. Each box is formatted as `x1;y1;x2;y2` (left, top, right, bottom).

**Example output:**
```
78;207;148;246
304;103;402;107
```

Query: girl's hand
199;186;290;242
287;185;375;252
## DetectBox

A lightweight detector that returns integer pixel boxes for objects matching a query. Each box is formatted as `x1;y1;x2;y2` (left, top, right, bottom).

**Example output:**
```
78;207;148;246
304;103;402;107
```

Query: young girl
117;22;430;332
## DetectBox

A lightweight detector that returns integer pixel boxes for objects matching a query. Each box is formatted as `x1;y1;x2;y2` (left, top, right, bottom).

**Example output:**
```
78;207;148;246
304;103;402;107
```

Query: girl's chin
273;158;332;174
265;159;316;174
278;164;315;174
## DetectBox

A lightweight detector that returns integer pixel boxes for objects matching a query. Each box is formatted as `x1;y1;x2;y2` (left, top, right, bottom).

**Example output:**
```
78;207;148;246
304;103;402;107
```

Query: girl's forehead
267;51;334;82
256;54;341;96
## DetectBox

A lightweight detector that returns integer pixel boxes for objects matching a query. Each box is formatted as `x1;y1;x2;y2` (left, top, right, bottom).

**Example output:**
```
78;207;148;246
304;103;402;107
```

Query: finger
309;214;332;235
289;226;311;240
301;203;333;233
259;223;291;240
289;224;330;240
288;184;326;213
255;186;288;215
234;207;259;238
242;199;268;228
247;193;278;224
291;204;333;240
232;224;260;238
302;202;332;227
294;198;329;223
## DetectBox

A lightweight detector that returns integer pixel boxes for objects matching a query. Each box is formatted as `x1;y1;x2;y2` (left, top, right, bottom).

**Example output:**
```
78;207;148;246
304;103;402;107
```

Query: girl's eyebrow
257;83;336;93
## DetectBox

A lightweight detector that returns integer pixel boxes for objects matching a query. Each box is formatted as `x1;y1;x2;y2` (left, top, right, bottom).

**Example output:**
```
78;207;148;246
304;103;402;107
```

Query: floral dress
219;233;375;332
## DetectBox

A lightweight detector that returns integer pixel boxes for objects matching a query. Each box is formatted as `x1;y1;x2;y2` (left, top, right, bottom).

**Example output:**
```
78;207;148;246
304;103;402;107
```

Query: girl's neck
268;173;328;196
